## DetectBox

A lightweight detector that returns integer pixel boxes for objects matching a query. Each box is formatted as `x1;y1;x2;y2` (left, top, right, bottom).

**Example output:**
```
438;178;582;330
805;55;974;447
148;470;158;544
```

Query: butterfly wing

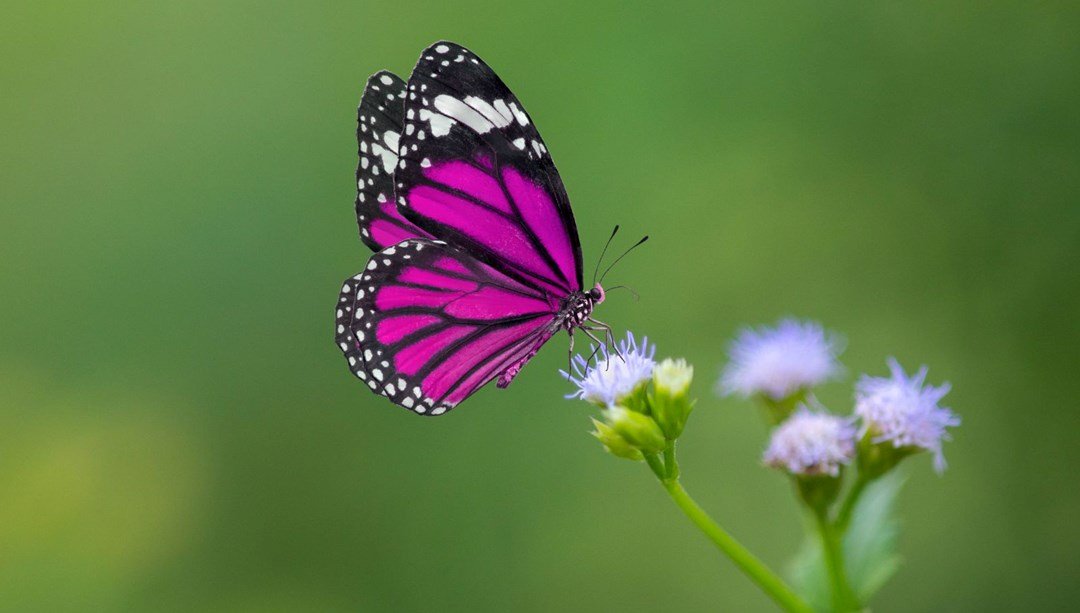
355;70;432;250
341;238;559;415
394;41;583;298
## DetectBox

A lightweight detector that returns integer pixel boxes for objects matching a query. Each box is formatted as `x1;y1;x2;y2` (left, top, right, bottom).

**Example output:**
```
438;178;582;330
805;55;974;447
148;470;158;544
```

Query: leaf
788;535;830;612
788;472;905;610
844;471;905;601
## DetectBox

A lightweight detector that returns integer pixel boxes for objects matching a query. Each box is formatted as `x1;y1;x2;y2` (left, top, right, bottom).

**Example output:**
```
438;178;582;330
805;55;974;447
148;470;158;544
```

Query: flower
563;332;656;406
718;319;843;401
855;358;960;473
763;406;856;477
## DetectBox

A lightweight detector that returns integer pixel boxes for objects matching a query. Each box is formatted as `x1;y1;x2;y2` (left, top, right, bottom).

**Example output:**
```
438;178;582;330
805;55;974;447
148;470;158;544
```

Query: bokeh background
3;1;1078;611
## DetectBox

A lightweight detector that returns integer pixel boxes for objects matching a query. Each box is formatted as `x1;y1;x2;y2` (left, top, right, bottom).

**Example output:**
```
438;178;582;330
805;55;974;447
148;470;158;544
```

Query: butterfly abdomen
496;328;557;388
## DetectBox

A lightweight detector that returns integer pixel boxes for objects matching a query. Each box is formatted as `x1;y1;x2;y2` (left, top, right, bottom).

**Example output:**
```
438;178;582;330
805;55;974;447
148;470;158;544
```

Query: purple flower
719;319;844;400
562;332;656;406
855;358;960;473
763;406;856;477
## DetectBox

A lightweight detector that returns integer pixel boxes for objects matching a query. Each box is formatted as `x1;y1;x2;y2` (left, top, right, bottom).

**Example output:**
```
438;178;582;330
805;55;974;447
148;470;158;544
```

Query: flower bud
855;432;913;480
651;358;695;439
621;380;652;414
603;405;666;454
654;358;693;397
795;474;843;513
589;418;643;461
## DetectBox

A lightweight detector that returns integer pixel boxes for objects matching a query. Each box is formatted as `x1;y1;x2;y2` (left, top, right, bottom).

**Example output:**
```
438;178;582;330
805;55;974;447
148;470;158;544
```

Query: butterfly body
335;42;613;416
564;285;606;329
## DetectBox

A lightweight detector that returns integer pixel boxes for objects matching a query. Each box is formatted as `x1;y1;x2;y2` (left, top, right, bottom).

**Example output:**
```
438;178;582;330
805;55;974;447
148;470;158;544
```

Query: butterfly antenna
591;225;620;286
599;235;649;285
603;285;640;301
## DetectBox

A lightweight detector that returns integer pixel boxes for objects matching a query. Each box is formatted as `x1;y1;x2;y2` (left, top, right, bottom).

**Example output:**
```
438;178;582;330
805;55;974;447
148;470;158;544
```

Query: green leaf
788;527;829;612
788;472;905;610
844;472;904;601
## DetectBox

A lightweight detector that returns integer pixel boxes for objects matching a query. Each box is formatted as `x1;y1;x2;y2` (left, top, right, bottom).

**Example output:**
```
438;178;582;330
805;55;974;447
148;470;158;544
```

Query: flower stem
644;452;666;479
650;452;811;613
663;442;679;480
834;473;869;531
815;509;859;611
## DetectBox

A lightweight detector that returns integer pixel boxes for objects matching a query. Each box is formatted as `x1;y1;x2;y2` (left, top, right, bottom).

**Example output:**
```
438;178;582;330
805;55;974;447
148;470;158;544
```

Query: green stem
663;442;679;480
834;474;868;531
815;510;859;611
655;468;811;612
643;452;666;480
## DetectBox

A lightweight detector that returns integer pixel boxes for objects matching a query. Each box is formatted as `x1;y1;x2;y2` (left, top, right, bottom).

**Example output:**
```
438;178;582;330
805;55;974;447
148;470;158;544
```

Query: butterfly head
589;284;605;305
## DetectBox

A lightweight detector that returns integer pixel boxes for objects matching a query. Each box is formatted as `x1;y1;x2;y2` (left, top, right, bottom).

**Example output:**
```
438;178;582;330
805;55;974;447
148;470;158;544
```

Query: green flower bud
651;358;695;439
621;380;651;414
590;418;643;461
794;473;844;513
603;405;666;454
856;431;915;480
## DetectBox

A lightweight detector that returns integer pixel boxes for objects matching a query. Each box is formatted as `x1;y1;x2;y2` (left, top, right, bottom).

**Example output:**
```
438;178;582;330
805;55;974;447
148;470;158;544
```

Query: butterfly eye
589;287;603;301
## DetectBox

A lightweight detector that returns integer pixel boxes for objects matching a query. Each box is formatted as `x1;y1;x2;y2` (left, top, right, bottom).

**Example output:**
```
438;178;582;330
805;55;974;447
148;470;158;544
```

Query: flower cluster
564;333;694;462
714;319;958;482
559;318;961;612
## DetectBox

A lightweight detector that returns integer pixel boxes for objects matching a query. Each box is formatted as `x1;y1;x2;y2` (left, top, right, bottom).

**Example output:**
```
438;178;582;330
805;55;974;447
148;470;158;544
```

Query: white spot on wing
379;74;393;85
433;95;494;134
435;44;449;54
370;130;400;173
418;108;455;137
464;96;511;129
509;102;529;126
492;99;514;124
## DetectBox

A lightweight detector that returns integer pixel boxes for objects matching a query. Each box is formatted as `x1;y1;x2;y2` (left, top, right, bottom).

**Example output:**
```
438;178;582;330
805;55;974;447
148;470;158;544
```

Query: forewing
394;41;583;297
341;238;559;415
356;70;431;250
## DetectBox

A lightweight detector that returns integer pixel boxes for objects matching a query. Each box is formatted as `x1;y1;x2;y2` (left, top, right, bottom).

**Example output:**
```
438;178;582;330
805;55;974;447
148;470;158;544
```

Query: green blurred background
3;1;1078;611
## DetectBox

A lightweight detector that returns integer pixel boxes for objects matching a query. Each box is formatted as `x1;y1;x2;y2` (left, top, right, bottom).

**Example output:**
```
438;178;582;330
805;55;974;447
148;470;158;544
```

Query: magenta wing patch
343;239;559;415
394;42;583;296
355;70;431;250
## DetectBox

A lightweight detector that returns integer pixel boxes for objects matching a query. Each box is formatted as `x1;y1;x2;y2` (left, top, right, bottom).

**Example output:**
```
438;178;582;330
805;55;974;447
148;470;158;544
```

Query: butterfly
335;41;640;416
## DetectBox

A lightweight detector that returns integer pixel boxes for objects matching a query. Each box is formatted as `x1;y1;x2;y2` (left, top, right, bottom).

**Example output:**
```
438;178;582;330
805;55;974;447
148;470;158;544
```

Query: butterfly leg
579;328;610;369
566;330;575;375
586;317;620;361
584;339;605;369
